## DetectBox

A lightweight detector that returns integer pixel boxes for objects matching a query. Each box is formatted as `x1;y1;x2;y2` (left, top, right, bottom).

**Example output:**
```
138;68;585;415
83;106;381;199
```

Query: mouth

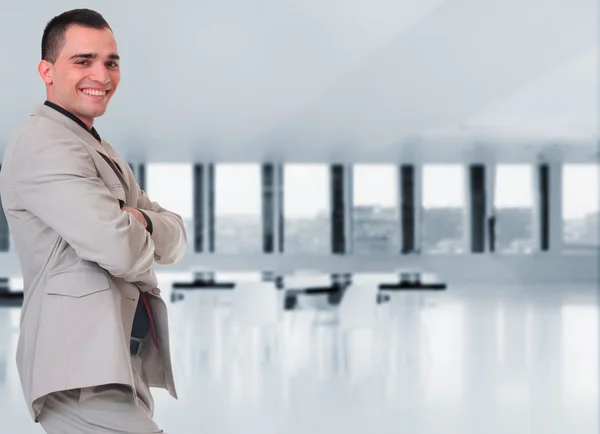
79;88;110;99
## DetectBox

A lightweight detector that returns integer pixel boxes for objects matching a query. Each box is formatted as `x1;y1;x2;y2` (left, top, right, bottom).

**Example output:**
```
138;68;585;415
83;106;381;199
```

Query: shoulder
13;114;88;152
10;119;95;176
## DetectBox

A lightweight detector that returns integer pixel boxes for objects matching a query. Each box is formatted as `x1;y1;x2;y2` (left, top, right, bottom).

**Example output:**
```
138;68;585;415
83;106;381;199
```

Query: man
0;9;186;433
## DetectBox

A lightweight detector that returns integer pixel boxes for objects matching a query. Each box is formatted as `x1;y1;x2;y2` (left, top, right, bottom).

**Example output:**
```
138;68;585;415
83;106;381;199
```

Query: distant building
495;207;534;254
421;207;464;253
564;211;599;246
182;205;596;256
285;212;330;254
352;205;399;254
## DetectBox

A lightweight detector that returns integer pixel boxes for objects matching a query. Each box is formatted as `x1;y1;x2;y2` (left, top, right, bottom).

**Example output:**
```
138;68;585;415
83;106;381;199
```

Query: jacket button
152;288;161;295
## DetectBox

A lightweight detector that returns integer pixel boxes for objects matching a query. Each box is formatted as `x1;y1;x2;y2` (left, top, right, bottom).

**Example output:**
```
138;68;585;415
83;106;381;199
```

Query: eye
75;60;90;65
107;61;119;68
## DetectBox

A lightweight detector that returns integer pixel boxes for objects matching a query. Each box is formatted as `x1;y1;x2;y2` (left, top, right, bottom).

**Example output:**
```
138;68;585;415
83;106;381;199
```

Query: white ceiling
0;0;596;162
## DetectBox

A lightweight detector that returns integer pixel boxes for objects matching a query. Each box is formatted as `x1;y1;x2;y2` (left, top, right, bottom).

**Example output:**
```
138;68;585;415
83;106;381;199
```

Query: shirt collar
43;100;102;142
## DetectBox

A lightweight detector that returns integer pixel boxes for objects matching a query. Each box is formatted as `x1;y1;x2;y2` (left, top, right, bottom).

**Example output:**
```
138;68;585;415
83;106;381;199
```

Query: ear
38;60;53;85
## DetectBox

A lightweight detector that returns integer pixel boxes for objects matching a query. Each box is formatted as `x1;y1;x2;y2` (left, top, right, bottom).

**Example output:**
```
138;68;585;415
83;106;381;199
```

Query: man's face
39;25;120;129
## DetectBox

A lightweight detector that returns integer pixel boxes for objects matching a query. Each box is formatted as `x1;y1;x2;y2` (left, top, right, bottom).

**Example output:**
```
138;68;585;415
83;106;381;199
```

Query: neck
45;98;94;130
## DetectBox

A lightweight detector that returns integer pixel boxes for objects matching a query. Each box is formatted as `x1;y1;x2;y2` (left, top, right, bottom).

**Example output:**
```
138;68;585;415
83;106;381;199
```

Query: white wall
0;0;596;161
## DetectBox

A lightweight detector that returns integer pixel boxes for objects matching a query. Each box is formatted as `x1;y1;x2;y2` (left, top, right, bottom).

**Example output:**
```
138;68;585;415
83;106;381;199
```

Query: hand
122;206;147;229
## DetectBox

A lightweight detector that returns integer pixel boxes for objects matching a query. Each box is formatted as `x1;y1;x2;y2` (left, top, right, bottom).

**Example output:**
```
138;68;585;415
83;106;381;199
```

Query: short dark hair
41;9;112;63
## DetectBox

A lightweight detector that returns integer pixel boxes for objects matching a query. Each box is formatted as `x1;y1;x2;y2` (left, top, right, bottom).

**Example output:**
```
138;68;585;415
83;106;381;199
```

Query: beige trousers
38;355;166;433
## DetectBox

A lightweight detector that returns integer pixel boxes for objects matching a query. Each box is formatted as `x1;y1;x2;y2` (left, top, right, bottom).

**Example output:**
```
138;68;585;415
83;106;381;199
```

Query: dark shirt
43;100;153;340
44;101;102;141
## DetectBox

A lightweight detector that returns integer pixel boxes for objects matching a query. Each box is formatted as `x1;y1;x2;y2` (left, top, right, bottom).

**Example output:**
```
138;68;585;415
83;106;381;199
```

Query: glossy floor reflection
0;273;597;434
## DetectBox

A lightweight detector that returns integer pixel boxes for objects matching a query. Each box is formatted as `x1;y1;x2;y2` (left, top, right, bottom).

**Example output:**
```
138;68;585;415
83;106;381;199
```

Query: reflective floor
0;272;597;433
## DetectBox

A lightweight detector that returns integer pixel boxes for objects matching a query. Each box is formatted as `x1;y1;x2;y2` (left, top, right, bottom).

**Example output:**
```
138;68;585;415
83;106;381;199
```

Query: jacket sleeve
12;135;157;286
134;183;188;266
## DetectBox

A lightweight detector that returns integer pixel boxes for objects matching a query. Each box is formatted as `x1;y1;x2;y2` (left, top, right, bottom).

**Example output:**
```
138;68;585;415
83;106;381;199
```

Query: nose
89;63;111;85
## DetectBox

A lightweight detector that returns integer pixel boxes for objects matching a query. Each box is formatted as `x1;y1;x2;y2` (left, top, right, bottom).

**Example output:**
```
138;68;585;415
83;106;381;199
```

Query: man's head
39;9;120;129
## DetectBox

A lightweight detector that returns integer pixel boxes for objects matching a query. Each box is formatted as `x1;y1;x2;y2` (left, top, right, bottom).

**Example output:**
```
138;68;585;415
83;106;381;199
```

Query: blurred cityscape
181;207;599;254
352;205;399;254
564;212;599;246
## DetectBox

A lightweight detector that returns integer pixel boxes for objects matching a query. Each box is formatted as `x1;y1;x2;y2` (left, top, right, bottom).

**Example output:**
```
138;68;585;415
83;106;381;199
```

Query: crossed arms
12;136;187;288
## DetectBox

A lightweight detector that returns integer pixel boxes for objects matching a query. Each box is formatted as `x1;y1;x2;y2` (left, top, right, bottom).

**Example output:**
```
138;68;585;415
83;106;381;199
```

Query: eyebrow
69;53;120;61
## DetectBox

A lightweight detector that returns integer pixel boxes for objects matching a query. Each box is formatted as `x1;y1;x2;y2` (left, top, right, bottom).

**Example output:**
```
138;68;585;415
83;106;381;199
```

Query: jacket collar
43;101;101;141
34;102;109;159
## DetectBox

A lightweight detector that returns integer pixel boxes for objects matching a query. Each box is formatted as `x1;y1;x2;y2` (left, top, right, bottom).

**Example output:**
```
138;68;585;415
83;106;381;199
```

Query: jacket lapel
96;150;129;189
34;104;129;203
100;140;133;194
35;104;110;159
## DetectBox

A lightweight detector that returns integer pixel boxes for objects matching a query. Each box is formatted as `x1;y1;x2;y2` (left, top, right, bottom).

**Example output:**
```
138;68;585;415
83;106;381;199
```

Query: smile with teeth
81;89;108;97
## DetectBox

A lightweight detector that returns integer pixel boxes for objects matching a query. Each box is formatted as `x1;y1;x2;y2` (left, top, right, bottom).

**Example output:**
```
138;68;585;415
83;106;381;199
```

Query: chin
84;105;109;118
92;108;108;117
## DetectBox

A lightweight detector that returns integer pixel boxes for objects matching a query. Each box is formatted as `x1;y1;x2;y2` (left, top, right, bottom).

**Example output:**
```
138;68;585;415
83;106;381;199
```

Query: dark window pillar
331;164;346;254
127;162;146;192
0;165;8;252
193;163;215;253
137;164;146;192
469;164;486;253
261;163;284;254
277;164;284;253
538;164;550;252
193;164;204;252
262;164;275;253
207;163;215;253
400;165;416;253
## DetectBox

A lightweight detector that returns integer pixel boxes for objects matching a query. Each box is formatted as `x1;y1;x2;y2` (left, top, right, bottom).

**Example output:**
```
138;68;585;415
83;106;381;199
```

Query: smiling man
0;9;186;433
40;16;120;129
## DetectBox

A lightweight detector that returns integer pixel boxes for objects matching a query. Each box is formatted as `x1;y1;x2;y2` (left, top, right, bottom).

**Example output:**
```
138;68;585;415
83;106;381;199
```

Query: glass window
352;164;399;254
562;164;599;247
147;163;192;252
214;164;261;254
421;165;466;254
494;165;535;254
284;164;330;254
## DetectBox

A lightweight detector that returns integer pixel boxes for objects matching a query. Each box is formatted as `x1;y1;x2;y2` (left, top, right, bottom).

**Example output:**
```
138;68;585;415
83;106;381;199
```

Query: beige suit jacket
0;104;187;421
